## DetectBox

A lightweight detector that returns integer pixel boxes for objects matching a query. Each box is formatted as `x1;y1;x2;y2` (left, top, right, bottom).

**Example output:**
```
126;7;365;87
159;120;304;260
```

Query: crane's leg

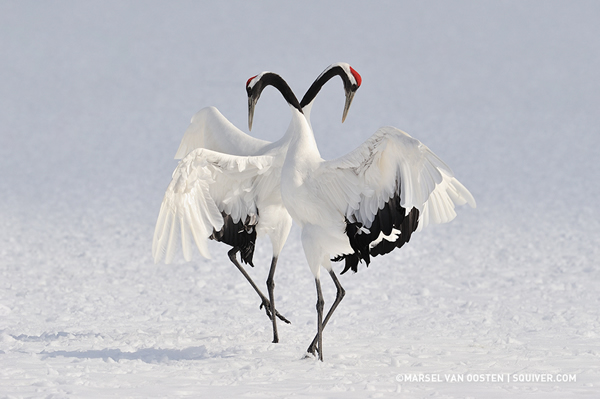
314;277;325;361
227;248;289;325
306;270;345;357
266;256;284;343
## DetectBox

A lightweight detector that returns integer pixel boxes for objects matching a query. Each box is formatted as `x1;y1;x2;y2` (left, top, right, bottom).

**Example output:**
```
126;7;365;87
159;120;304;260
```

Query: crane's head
300;62;362;123
246;72;301;131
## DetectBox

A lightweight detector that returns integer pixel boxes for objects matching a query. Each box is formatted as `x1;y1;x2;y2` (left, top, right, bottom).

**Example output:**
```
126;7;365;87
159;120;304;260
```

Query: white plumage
152;64;362;344
316;126;476;233
245;70;476;361
174;106;269;159
153;65;474;360
153;148;273;263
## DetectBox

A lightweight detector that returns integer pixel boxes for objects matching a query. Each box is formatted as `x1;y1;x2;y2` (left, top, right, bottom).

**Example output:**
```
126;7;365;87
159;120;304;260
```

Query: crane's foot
306;342;318;356
259;299;291;324
303;345;323;361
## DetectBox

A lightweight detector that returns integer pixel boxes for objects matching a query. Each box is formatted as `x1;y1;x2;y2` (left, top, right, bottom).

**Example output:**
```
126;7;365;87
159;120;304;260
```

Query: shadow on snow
40;346;210;363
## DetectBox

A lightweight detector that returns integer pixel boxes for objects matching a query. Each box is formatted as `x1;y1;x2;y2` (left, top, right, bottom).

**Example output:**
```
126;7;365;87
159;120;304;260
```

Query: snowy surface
1;1;600;397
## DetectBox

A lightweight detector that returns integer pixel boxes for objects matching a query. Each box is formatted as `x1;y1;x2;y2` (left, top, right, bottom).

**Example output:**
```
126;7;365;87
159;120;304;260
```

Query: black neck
300;65;351;108
251;73;302;112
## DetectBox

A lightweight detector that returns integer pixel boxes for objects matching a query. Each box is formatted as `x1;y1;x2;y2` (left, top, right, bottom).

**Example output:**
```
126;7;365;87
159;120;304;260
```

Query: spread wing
174;106;271;159
153;148;275;264
313;126;476;271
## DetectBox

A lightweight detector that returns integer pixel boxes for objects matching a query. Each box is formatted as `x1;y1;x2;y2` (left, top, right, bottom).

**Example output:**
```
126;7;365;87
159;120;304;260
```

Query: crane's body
246;70;475;361
153;107;293;342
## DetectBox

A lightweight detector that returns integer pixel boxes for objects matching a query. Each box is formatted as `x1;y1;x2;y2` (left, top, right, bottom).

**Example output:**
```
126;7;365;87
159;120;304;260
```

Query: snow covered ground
1;1;599;397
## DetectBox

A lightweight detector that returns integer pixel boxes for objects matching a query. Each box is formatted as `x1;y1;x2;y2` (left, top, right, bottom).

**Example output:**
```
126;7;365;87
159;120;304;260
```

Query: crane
246;71;476;360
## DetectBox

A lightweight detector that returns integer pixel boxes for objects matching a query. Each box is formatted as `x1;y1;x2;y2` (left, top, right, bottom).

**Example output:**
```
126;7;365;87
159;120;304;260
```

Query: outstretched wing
153;148;275;264
174;106;271;159
314;126;476;272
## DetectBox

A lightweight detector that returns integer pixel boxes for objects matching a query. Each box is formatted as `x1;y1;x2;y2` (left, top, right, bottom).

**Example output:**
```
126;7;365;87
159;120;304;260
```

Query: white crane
152;64;362;343
246;71;476;361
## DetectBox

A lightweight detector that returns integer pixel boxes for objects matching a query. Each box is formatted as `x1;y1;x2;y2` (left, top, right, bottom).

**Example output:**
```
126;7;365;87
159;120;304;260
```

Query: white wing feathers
153;148;274;264
316;126;475;231
174;106;270;159
418;170;474;231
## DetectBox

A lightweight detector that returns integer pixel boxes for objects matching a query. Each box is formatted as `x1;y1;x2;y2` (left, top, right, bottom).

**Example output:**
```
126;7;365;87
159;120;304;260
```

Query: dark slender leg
266;256;279;343
307;270;345;356
227;248;289;324
315;278;325;361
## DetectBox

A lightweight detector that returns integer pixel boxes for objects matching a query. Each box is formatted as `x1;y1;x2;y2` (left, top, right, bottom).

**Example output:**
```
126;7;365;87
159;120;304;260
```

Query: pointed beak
342;90;356;123
248;96;256;131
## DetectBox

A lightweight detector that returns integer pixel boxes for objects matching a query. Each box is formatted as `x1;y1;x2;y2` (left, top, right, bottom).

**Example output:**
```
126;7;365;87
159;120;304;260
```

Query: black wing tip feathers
210;212;258;266
332;193;420;274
